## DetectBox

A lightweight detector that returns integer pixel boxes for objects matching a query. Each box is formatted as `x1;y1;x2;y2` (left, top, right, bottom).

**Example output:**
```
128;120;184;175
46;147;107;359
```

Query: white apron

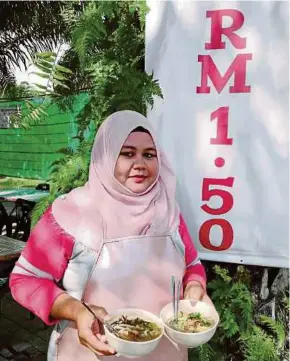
53;233;187;361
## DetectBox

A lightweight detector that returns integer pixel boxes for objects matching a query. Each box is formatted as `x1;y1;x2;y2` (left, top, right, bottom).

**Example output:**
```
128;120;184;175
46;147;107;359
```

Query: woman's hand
184;280;215;307
75;304;116;356
51;293;115;356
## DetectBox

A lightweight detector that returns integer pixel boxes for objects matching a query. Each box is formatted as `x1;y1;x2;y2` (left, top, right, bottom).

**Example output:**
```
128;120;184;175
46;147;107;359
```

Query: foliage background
15;1;163;226
0;1;66;90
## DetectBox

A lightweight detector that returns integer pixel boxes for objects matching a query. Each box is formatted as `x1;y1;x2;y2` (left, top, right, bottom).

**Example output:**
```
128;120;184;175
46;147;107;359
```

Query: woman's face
114;131;159;193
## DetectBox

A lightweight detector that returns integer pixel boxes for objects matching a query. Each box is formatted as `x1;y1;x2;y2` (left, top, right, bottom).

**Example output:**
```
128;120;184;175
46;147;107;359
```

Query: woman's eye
120;152;134;157
144;153;156;159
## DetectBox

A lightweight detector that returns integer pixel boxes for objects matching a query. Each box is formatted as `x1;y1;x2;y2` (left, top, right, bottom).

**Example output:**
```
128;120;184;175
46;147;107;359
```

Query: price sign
146;1;289;267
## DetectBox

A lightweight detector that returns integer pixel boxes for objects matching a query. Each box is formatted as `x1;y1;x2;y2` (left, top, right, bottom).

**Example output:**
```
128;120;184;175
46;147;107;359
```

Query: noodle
168;312;214;333
108;315;162;342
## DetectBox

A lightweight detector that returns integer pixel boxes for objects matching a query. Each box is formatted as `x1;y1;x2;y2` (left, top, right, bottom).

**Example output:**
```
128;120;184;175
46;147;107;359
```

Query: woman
10;110;213;361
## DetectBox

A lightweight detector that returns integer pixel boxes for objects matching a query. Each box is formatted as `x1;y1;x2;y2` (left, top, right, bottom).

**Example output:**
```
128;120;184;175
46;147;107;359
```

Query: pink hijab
52;110;179;248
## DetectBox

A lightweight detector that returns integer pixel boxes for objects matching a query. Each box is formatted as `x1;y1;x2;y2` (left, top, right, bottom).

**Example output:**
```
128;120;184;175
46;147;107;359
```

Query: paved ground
0;290;52;361
0;199;51;361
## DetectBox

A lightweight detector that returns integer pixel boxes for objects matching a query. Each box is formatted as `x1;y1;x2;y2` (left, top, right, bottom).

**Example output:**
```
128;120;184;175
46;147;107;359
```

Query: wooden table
0;235;25;261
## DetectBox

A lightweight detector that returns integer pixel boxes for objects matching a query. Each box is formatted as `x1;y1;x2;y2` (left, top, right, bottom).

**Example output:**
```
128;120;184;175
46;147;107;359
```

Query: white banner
145;1;289;267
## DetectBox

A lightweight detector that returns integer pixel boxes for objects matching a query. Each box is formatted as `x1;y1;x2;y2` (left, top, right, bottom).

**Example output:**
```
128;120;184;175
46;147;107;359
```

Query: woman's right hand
51;294;116;356
75;304;116;356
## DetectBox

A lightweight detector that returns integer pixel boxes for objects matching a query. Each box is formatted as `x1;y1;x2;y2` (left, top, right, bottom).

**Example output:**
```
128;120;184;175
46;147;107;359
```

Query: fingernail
190;299;198;307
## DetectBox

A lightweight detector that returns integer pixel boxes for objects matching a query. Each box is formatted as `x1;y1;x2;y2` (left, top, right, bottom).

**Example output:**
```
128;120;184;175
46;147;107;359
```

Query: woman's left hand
183;280;215;308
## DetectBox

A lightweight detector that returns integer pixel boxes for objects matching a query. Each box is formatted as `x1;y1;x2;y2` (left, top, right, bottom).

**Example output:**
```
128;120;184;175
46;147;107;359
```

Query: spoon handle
171;275;176;319
81;301;97;319
176;280;181;318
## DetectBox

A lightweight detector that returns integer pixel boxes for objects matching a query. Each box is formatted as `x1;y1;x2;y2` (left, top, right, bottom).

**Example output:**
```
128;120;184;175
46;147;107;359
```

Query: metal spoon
81;301;119;338
176;280;181;319
171;275;176;320
104;321;120;337
171;276;181;321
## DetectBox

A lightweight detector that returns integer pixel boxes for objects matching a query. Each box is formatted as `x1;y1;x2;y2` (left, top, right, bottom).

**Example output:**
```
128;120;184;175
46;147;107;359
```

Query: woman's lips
130;176;147;183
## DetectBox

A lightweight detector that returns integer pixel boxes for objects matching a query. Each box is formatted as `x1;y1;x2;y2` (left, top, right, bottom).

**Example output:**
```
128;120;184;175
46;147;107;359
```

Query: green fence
0;93;89;180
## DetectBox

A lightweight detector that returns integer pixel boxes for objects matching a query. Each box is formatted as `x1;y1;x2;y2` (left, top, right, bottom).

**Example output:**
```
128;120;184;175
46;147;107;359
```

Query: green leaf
37;106;49;117
33;63;53;74
189;343;219;361
37;51;57;59
257;315;286;350
213;265;232;283
129;5;137;14
55;64;73;74
53;72;68;81
26;100;37;109
32;83;49;90
29;71;50;79
57;147;74;155
240;327;279;361
35;59;55;68
51;79;70;89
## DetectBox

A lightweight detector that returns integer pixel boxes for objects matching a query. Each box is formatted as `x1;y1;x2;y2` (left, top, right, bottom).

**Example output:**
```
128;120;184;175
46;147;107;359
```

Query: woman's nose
133;157;146;169
134;163;146;170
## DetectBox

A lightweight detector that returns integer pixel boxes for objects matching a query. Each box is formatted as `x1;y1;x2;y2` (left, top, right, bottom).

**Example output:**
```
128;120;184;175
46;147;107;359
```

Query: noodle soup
104;308;164;357
168;312;214;333
107;315;162;342
160;300;219;347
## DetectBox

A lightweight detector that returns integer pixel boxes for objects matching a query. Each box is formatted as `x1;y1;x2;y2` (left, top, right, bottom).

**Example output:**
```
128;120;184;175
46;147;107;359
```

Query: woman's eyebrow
122;145;156;152
121;145;136;150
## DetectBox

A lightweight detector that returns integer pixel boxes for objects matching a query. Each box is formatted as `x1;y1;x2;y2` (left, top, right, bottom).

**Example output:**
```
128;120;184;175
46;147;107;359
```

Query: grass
0;177;46;189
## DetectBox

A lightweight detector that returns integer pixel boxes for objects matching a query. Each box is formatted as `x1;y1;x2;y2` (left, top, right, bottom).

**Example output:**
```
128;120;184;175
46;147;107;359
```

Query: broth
168;312;214;333
108;315;162;342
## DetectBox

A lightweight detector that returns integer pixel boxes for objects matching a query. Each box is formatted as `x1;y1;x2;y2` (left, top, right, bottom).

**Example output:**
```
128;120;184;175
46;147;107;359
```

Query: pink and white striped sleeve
9;207;74;325
179;214;207;290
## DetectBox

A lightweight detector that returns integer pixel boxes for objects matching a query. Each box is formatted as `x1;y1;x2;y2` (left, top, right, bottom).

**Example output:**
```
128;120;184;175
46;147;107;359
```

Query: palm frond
0;1;67;72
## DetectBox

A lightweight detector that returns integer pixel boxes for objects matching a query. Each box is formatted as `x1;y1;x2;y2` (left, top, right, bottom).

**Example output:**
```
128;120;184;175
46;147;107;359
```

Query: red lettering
201;177;234;215
205;9;246;50
196;54;252;94
210;107;233;145
199;219;233;251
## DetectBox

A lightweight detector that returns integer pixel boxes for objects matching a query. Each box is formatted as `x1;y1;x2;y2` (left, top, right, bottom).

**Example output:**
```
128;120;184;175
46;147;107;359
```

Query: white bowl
104;308;164;358
160;299;219;348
